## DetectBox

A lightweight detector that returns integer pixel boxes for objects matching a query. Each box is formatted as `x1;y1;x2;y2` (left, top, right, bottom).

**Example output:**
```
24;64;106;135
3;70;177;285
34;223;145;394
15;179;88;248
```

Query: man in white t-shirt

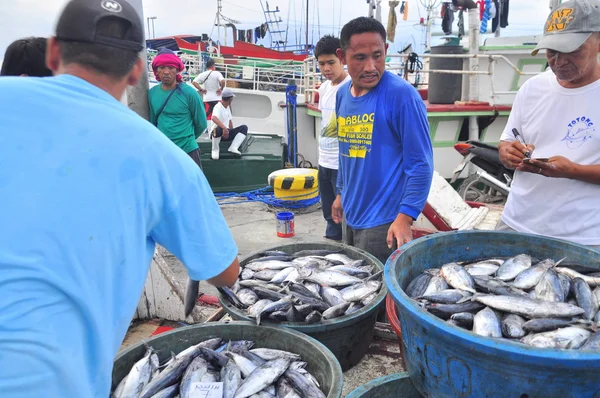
497;0;600;248
192;58;225;119
315;35;351;241
209;88;248;160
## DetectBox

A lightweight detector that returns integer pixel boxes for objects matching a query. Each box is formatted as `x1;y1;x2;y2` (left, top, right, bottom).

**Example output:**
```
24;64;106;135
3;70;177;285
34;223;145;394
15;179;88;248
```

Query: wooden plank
204;308;225;323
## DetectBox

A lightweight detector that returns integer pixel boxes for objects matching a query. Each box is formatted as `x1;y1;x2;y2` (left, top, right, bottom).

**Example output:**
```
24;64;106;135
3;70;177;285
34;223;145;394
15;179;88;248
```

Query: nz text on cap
532;0;600;55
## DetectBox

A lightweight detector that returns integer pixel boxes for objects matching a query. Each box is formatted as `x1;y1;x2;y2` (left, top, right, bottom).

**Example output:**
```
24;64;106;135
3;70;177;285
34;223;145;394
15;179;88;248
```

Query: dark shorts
318;166;342;241
343;220;394;265
205;101;219;119
187;148;203;170
213;125;248;141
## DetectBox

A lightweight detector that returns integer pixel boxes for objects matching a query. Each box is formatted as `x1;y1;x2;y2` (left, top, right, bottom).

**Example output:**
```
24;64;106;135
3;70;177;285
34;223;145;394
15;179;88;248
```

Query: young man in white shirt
209;88;249;159
497;0;600;249
192;58;225;119
315;35;351;241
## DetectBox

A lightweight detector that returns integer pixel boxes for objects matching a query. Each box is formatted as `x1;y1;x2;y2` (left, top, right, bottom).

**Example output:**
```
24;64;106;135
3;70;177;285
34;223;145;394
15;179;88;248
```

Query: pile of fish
113;337;327;398
219;249;382;324
406;254;600;350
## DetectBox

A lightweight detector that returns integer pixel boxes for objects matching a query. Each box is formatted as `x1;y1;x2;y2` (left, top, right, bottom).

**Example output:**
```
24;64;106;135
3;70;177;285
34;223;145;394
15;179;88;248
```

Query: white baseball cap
221;88;236;99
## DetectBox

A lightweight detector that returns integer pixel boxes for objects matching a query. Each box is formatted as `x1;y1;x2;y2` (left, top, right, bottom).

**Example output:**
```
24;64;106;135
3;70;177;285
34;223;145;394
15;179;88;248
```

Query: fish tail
554;257;568;267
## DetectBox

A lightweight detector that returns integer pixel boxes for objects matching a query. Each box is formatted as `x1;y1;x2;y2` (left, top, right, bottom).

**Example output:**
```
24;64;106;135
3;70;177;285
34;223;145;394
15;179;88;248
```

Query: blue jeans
318;166;342;241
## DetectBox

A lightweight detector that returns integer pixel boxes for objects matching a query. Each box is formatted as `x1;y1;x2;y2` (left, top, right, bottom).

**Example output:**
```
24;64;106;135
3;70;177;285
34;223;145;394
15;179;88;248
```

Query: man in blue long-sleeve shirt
332;17;434;263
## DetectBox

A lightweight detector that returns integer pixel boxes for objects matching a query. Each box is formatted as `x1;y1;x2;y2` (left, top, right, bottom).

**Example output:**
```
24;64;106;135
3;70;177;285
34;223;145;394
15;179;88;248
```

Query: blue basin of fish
384;230;600;398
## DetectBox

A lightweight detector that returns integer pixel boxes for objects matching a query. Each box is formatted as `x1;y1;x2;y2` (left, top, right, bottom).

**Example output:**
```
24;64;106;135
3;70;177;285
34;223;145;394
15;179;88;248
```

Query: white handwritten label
189;382;224;398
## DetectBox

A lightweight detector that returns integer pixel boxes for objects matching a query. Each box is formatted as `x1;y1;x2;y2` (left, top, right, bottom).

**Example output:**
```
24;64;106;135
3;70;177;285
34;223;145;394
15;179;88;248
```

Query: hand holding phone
522;158;550;163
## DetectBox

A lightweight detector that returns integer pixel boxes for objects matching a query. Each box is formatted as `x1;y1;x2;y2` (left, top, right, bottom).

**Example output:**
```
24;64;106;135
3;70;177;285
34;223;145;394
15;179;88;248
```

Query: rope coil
215;186;321;209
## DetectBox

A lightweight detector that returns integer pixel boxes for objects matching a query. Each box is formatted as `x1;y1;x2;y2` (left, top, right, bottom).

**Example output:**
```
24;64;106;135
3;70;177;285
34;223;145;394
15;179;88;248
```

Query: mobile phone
522;158;549;163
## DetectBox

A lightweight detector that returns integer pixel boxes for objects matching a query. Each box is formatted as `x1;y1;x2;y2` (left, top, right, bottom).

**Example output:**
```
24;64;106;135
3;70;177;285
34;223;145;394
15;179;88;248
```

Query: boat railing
303;53;543;108
217;60;306;93
147;52;308;93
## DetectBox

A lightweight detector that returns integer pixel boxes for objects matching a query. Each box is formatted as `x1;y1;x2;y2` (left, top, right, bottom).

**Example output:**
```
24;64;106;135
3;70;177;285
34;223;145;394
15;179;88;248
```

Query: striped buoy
268;168;319;201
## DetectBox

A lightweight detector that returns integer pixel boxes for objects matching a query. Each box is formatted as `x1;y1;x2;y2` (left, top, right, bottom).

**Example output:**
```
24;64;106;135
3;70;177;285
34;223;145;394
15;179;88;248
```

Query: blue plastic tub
384;230;600;398
346;372;423;398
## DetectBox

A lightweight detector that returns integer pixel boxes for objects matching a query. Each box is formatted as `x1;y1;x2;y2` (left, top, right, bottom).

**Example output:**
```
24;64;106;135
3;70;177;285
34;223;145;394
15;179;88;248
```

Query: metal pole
217;0;222;48
305;0;309;54
125;0;150;121
468;8;480;144
146;17;151;40
151;17;156;39
285;80;298;167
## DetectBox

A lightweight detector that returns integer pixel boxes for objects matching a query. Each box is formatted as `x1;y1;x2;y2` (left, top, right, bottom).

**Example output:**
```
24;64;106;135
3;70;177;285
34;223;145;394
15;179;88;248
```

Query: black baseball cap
55;0;144;52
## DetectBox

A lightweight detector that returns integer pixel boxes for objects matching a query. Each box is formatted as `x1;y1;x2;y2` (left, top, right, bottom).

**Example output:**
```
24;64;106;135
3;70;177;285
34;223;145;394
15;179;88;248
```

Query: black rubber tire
458;174;507;204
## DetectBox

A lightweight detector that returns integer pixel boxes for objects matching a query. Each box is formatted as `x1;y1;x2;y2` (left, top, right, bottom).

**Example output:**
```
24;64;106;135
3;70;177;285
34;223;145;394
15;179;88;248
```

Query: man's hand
201;89;207;95
222;128;229;139
517;156;576;178
332;195;343;224
499;141;535;169
386;213;413;250
217;89;223;96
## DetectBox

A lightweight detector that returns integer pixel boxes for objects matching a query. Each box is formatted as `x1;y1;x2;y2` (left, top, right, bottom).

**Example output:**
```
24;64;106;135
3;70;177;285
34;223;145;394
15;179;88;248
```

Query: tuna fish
496;254;532;281
473;307;502;337
501;314;527;339
572;277;599;320
440;263;476;293
520;327;591;349
233;357;291;398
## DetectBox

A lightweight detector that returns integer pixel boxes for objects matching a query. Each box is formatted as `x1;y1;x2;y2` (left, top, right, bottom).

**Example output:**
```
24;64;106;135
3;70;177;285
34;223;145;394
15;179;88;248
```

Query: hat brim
532;32;592;56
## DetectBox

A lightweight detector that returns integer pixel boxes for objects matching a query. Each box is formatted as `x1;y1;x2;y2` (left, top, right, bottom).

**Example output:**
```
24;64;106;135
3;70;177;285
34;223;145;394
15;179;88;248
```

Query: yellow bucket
268;168;319;201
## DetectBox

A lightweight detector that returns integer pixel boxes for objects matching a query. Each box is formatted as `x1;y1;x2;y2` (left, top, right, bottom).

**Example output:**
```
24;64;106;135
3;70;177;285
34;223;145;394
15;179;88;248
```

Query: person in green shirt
149;48;207;168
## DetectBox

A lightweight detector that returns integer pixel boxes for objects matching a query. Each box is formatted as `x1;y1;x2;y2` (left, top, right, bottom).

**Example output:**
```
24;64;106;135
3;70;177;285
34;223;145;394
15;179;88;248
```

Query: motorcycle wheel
457;174;507;204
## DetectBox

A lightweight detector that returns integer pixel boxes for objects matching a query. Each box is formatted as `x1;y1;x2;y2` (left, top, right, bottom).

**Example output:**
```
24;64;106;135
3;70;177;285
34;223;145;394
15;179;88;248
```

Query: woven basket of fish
346;372;422;398
216;242;387;371
385;230;600;398
111;321;343;398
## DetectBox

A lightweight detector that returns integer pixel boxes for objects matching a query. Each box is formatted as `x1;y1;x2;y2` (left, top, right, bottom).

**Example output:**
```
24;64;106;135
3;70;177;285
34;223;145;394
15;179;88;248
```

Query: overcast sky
0;0;551;59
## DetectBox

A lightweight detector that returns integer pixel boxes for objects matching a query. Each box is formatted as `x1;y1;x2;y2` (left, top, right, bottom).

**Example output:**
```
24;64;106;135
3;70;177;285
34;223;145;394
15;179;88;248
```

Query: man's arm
188;89;208;138
192;73;207;94
332;151;344;224
192;81;203;91
522;157;600;185
387;97;434;248
396;98;433;220
208;258;240;286
568;164;600;184
211;116;228;130
332;93;344;224
217;72;225;95
499;140;533;169
150;155;239;287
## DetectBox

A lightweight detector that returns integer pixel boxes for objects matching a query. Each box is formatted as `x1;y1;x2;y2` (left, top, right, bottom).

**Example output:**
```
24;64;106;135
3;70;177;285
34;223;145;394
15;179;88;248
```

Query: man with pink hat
149;48;207;168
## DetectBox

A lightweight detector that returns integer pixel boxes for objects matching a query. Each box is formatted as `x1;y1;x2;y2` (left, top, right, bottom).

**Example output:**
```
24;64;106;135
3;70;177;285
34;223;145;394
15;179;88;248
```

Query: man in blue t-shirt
0;1;239;397
332;17;434;263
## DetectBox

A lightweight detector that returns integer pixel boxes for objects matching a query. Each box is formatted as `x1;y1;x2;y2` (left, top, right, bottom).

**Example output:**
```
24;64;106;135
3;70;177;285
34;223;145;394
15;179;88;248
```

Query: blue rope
215;186;320;209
